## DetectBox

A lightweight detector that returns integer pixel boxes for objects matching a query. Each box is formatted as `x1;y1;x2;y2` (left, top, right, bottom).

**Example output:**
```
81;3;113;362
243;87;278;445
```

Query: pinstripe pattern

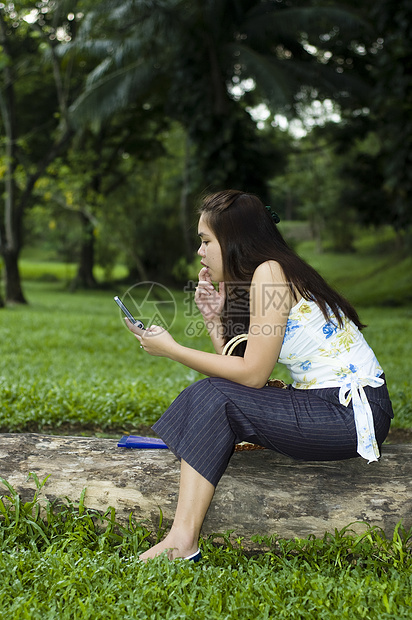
152;378;393;487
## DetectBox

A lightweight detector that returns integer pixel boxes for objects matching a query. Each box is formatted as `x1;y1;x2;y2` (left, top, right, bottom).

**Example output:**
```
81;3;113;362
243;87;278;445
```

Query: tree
269;123;356;253
364;0;412;235
0;1;88;303
67;0;371;205
40;105;174;286
312;0;412;239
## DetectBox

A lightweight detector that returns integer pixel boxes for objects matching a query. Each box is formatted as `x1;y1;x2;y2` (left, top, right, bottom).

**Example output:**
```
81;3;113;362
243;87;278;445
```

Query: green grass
0;282;208;434
359;306;412;428
18;259;129;283
0;227;411;433
1;476;412;619
0;281;411;433
300;249;411;308
298;240;411;309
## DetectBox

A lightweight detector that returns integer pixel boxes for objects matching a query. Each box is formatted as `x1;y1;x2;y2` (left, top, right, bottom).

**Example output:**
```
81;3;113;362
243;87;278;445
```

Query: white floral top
278;298;384;463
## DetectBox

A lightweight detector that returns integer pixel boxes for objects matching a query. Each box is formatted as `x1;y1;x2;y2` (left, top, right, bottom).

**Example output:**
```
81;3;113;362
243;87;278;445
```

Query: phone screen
114;296;145;329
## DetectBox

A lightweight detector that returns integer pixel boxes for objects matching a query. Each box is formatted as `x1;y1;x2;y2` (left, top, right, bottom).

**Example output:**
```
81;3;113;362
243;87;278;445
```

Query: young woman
125;189;393;562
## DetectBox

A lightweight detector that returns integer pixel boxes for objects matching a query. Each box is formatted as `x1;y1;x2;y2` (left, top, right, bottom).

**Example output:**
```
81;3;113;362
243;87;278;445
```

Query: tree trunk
285;192;294;221
2;247;27;304
0;10;26;305
70;213;98;290
1;433;410;545
0;249;4;307
128;253;149;283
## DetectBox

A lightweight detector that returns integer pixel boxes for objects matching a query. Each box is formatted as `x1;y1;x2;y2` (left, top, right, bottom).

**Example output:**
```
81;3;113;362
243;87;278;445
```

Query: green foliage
322;0;412;233
368;0;412;231
26;120;191;284
3;0;411;306
93;121;192;282
270;131;357;252
1;478;412;618
68;0;371;200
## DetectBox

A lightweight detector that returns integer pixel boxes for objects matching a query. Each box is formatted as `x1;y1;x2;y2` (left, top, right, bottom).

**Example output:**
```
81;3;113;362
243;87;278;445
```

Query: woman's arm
127;261;293;388
202;317;225;355
194;267;225;354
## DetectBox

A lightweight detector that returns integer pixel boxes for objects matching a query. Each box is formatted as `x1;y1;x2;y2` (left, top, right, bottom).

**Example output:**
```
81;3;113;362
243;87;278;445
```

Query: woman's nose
197;245;204;256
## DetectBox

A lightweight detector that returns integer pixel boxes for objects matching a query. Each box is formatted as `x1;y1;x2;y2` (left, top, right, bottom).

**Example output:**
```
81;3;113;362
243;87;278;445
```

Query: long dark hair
199;190;365;351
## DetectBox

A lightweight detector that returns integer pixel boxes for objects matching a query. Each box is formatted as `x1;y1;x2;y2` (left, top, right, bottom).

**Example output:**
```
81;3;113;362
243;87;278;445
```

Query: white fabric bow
339;374;384;463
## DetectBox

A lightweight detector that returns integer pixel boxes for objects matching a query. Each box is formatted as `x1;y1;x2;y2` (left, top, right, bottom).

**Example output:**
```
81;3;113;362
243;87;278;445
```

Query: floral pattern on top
288;301;312;322
283;319;301;342
294;376;318;389
298;302;313;316
335;364;359;380
322;321;338;339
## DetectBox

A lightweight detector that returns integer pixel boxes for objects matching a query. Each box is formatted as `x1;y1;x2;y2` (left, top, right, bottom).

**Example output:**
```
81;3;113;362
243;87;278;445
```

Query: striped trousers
152;377;393;487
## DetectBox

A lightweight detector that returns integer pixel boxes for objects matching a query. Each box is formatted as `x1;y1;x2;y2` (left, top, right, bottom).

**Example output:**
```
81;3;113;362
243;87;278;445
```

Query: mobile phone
114;296;145;329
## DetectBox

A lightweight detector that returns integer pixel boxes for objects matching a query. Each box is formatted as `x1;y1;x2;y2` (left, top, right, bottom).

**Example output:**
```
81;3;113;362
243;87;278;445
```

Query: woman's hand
124;321;177;358
195;267;225;321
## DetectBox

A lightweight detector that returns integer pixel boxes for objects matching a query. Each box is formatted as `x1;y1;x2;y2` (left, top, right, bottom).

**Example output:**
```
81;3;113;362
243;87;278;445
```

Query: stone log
0;433;411;541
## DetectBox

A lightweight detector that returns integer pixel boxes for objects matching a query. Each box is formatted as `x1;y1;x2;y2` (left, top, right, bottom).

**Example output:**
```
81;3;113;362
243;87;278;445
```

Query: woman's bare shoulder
253;260;286;283
252;260;301;305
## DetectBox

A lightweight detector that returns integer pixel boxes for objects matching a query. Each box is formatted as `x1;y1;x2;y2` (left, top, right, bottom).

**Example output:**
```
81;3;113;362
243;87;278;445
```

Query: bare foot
139;532;198;562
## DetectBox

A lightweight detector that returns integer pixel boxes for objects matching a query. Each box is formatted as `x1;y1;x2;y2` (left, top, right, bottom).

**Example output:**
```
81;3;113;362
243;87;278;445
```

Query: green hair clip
265;205;280;224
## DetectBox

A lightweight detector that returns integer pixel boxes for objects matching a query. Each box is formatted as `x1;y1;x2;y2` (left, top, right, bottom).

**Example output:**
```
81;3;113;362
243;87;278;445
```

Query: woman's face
197;214;224;282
